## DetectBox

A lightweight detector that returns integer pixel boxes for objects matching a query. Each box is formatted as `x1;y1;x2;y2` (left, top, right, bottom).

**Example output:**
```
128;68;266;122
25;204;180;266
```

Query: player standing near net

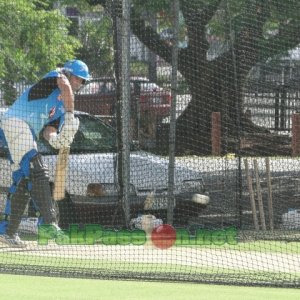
0;59;90;247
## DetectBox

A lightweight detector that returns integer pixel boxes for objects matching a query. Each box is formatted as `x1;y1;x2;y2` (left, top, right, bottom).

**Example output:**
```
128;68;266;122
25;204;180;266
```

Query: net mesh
0;0;300;288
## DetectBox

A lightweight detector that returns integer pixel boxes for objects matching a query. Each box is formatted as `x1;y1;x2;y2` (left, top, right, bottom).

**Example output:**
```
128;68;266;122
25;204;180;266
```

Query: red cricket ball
151;224;176;249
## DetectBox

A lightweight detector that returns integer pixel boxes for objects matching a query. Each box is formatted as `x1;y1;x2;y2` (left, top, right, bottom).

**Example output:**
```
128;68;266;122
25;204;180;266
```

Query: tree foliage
57;0;114;77
77;17;114;77
0;0;81;82
0;0;81;104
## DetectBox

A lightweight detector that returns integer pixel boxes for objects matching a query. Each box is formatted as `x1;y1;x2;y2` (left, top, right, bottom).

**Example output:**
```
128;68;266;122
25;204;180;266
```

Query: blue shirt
3;70;65;137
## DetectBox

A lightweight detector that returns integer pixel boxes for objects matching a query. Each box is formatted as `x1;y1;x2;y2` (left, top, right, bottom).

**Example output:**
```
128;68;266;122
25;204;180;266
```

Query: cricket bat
53;147;70;201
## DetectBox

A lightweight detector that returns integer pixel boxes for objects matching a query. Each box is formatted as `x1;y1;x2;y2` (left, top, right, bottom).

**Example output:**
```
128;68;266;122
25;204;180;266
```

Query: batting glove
48;113;79;149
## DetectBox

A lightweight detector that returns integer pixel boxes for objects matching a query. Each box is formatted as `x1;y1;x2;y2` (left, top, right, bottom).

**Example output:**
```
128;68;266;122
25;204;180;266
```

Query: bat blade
53;147;70;201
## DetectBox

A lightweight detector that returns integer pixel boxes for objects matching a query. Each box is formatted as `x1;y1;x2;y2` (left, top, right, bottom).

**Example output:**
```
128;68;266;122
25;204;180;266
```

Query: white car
0;111;209;228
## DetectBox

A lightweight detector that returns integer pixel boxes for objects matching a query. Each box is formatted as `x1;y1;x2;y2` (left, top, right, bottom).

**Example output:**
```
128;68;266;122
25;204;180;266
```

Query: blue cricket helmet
63;59;90;81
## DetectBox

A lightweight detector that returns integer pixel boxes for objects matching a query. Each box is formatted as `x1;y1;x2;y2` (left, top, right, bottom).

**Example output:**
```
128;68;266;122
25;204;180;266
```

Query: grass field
0;239;299;287
1;274;299;300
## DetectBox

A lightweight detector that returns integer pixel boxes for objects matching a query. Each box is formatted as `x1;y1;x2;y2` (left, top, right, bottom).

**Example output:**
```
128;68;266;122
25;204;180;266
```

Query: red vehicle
74;77;172;120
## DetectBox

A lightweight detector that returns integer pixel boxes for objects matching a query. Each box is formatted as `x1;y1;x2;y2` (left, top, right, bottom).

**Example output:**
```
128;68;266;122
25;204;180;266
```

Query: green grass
178;241;300;254
21;234;300;255
1;240;299;286
1;252;292;278
0;251;251;274
1;238;299;288
0;274;299;300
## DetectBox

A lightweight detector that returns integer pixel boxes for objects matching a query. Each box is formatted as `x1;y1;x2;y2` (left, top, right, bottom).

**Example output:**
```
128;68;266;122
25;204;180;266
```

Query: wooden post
244;159;259;231
292;113;300;157
253;159;266;231
211;112;221;156
265;157;274;231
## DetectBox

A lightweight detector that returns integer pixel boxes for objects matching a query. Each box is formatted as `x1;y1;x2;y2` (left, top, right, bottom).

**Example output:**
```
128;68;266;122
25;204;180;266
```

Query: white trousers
1;118;37;170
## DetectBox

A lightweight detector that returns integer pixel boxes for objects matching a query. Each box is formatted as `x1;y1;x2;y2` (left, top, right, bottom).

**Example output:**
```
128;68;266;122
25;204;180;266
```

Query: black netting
0;0;300;288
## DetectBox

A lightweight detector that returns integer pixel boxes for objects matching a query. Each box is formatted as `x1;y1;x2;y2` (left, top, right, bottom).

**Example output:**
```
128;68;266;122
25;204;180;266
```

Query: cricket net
0;0;300;288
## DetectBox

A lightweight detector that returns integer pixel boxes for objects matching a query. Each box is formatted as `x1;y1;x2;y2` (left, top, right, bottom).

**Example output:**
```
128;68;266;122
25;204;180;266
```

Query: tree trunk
172;50;242;155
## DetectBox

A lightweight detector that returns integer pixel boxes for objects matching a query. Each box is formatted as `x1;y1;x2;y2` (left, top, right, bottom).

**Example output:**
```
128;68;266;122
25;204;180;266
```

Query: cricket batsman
0;59;90;247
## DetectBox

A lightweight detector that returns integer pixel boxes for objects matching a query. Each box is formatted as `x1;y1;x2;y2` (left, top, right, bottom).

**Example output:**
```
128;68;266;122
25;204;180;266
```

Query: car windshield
78;81;116;95
78;79;164;95
78;82;99;94
139;82;163;92
38;114;117;155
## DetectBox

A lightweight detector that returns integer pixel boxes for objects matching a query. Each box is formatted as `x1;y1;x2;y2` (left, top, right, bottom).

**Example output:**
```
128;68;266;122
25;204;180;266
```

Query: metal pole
120;0;131;227
167;0;179;225
226;0;243;228
113;0;131;227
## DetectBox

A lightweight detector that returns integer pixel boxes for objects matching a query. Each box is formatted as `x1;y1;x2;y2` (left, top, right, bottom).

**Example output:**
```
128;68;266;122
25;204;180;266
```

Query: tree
58;0;115;77
0;0;80;105
87;0;300;154
77;16;114;77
